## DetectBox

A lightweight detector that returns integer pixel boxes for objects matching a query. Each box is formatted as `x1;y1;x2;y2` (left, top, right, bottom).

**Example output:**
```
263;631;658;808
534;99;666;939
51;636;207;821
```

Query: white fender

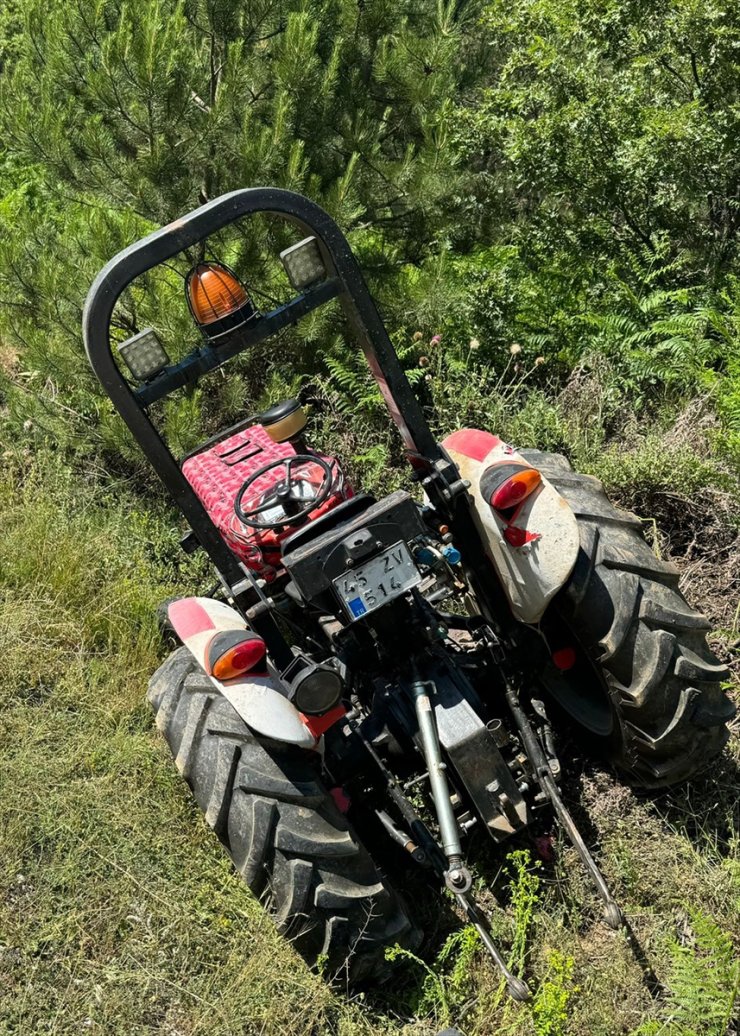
167;597;316;748
443;430;580;624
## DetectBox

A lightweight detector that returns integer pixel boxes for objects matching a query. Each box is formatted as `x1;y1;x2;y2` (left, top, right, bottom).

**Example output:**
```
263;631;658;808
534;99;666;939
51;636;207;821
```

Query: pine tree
3;0;484;237
0;0;489;460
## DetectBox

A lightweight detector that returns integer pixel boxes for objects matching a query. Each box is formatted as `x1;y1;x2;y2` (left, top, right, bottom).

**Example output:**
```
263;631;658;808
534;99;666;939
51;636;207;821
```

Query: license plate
332;541;421;620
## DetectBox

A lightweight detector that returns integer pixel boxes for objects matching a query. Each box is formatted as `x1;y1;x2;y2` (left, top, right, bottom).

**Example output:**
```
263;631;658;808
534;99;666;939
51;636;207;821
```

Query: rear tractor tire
523;450;735;788
147;647;420;983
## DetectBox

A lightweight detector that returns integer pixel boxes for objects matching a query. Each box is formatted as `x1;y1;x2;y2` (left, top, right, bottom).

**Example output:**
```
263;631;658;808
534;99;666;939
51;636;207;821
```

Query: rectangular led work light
279;237;327;291
118;328;170;382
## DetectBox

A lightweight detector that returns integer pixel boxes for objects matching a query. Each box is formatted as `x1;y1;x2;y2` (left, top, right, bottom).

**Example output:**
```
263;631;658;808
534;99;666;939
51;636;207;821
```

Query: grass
0;441;738;1035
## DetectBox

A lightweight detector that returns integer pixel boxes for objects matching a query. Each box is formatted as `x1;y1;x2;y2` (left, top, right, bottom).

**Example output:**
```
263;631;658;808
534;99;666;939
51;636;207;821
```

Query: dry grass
0;450;738;1035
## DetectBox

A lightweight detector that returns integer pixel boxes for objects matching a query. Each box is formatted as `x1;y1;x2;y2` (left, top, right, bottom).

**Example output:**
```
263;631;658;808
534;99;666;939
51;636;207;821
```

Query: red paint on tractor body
168;597;216;640
330;786;352;814
503;526;541;548
302;703;347;739
442;428;501;462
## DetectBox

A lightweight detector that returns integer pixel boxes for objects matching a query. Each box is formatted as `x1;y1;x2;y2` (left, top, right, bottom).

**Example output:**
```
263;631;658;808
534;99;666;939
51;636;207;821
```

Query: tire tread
148;647;419;981
522;450;735;787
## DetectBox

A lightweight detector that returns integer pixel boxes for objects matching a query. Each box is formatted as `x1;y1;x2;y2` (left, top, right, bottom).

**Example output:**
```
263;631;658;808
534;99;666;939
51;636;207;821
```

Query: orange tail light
206;629;267;681
480;462;542;512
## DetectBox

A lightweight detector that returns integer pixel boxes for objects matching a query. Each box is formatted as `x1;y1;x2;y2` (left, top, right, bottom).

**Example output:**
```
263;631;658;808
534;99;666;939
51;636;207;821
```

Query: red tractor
84;189;733;997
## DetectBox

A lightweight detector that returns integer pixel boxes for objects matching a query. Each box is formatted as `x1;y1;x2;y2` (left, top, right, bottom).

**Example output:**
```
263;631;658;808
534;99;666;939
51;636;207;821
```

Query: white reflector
279;237;327;291
118;328;170;382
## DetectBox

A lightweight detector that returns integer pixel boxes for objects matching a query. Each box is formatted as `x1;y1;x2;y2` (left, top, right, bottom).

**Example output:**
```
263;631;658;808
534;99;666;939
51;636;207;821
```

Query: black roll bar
83;188;444;591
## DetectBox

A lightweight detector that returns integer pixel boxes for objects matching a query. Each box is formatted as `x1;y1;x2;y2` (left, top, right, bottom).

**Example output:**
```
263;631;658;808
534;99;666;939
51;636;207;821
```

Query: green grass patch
0;450;737;1035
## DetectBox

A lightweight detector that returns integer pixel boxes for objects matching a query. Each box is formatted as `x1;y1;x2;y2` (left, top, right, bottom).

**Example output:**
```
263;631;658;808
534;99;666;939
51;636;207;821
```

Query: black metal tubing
136;277;341;406
83;188;444;589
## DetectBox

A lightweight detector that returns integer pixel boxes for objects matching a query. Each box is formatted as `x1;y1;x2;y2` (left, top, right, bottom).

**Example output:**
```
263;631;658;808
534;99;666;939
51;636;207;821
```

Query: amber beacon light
185;261;260;342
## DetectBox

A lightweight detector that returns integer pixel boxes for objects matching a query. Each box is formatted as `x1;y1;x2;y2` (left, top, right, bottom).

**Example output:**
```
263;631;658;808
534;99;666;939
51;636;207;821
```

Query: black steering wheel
234;454;335;531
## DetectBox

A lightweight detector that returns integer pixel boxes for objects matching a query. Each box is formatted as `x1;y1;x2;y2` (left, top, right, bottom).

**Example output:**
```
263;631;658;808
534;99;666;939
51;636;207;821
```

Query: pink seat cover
182;424;349;579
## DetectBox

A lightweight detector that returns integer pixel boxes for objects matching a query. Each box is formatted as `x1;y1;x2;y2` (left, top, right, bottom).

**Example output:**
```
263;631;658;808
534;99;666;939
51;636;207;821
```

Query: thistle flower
469;337;480;350
419;356;430;367
535;356;545;366
509;343;522;356
430;334;442;346
413;331;423;341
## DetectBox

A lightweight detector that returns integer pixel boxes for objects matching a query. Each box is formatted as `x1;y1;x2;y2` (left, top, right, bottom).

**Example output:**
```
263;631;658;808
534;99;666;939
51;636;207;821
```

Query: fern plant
324;332;427;422
664;911;739;1036
589;289;724;399
577;243;728;402
633;910;739;1036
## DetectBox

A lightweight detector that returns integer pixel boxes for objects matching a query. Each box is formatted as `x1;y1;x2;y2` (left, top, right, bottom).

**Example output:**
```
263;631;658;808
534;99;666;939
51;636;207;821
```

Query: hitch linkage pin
375;809;427;865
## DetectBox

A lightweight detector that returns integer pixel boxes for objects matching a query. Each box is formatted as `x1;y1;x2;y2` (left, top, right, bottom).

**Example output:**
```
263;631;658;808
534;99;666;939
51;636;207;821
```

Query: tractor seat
182;420;351;581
